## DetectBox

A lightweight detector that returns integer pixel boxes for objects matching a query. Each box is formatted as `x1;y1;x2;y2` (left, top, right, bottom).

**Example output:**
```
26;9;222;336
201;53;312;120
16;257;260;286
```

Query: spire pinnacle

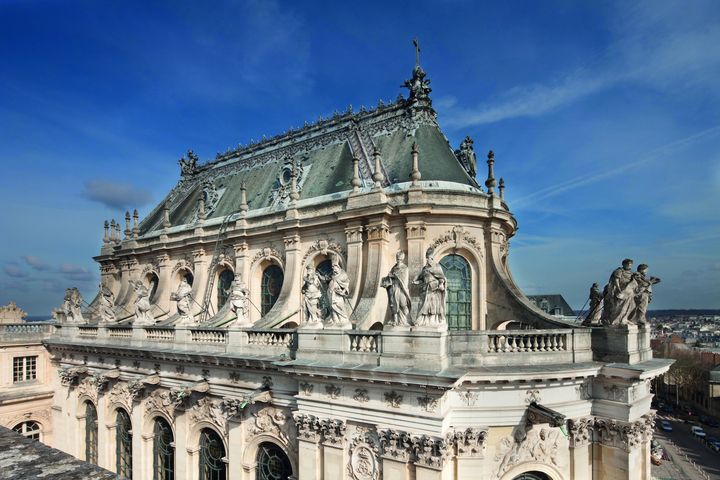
372;147;385;189
485;150;497;195
499;177;505;200
413;38;420;68
410;142;422;186
351;156;362;192
239;181;249;214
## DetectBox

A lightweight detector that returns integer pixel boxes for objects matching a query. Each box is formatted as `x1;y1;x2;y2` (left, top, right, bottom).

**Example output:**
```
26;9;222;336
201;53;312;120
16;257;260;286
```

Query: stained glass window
261;265;283;316
153;418;174;480
116;409;133;479
440;254;472;330
85;402;98;464
199;429;226;480
13;421;41;440
256;442;292;480
217;269;235;309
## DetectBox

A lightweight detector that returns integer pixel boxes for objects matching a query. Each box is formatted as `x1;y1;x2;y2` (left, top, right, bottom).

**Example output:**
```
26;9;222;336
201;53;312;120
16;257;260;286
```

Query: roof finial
103;220;110;244
162;203;171;229
289;161;300;204
132;209;139;238
413;38;420;68
499;177;505;200
372;147;385;189
239;181;249;214
485;150;497;195
351;156;362;192
124;211;131;239
114;221;121;244
410;142;422;187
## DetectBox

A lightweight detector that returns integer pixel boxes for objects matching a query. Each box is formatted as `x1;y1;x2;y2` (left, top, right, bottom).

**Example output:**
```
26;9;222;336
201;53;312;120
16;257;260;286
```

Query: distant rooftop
0;426;119;480
527;295;575;317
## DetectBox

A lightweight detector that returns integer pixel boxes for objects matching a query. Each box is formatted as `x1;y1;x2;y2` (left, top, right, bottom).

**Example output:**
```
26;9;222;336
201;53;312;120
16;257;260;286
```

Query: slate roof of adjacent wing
527;294;576;317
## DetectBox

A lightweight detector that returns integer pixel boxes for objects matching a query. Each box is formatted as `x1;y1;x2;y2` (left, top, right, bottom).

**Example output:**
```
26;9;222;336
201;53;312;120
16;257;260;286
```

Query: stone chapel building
35;61;671;480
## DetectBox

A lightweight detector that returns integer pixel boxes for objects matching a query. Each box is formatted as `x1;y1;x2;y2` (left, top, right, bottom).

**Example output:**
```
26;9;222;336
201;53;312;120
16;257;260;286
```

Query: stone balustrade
0;322;56;341
246;329;295;348
47;324;594;368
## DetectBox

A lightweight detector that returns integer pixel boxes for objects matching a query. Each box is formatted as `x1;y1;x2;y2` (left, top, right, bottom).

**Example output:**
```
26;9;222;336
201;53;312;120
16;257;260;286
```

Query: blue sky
1;0;719;315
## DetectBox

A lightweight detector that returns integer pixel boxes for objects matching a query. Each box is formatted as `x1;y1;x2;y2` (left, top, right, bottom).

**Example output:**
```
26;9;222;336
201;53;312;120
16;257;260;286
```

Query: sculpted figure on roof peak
597;259;661;327
455;136;477;178
403;65;432;104
179;149;199;177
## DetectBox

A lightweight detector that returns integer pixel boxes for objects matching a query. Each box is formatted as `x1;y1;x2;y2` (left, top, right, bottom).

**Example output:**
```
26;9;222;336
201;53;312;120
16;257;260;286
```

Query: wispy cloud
511;125;720;208
82;179;154;210
441;2;720;128
3;263;28;278
22;255;51;271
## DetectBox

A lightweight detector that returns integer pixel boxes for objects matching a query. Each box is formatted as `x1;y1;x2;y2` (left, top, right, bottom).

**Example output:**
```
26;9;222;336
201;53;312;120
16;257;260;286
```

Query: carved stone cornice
567;417;594;448
452;428;488;458
293;414;322;443
594;414;655;452
320;418;346;447
411;434;450;470
379;429;412;462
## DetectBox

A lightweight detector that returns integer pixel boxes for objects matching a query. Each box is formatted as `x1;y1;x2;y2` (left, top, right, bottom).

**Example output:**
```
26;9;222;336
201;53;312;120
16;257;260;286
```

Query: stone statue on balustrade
132;280;154;325
171;277;193;324
629;264;661;325
325;255;351;328
301;265;323;326
98;282;116;324
581;283;603;326
413;247;446;327
55;287;85;324
598;259;660;327
229;277;251;327
382;250;412;326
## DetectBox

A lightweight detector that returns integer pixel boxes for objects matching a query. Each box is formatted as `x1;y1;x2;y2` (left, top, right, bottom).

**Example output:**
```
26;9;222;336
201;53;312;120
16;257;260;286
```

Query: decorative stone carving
325;384;341;400
496;426;562;477
384;391;403;408
58;366;86;386
301;239;346;267
228;278;250;326
457;388;479;406
171;277;193;324
525;389;541;404
430;225;482;253
381;251;412;326
453;428;488;457
594;414;655;452
145;388;188;418
411;435;450;469
320;418;346;446
455;136;477;178
599;259;661;327
301;265;324;326
98;283;116;324
189;397;226;432
252;247;283;265
77;377;98;403
294;414;322;442
247;406;290;445
576;382;590;400
131;280;154;325
269;157;307;208
348;427;380;480
171;257;194;275
262;376;273;390
567;417;594;448
379;429;412;462
179;149;199;177
299;382;314;396
604;384;624;402
325;255;351;327
417;395;438;412
108;381;142;411
582;283;603;326
55;287;85;324
413;247;446;327
353;388;369;403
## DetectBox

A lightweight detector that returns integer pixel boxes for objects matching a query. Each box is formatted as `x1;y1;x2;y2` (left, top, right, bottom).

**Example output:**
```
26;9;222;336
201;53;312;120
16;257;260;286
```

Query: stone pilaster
294;414;323;480
593;414;655;480
152;253;171;316
321;419;346;480
345;222;364;306
351;218;390;329
189;248;207;317
567;417;593;480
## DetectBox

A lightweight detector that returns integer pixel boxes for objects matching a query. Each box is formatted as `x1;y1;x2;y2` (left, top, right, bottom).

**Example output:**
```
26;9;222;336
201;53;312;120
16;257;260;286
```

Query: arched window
116;409;133;479
256;442;292;480
217;269;235;309
199;428;226;480
13;420;41;440
85;402;98;464
440;254;472;330
261;265;283;315
512;473;551;480
147;273;160;302
153;417;174;480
